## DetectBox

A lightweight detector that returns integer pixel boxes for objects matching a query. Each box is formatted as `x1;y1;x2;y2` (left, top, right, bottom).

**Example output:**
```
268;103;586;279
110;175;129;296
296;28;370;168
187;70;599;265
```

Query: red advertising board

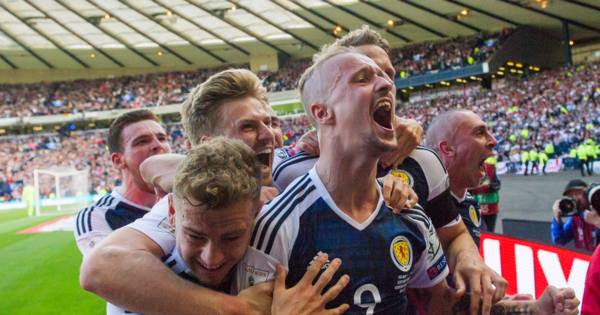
480;233;591;302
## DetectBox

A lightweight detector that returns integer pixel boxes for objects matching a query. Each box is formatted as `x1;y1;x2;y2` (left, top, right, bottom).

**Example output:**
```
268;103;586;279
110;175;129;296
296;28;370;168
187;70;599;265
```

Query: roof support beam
0;53;17;69
0;25;53;68
25;0;124;67
359;0;448;39
119;0;225;63
225;0;320;51
563;0;600;12
153;0;250;56
56;0;158;67
186;0;290;58
90;0;193;65
272;0;338;39
498;0;600;35
322;0;411;43
402;0;485;33
446;0;521;28
0;1;89;68
288;0;350;35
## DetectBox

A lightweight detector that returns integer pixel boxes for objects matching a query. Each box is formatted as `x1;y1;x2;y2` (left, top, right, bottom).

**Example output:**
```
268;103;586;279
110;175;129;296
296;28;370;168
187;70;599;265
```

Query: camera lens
558;197;576;216
588;185;600;213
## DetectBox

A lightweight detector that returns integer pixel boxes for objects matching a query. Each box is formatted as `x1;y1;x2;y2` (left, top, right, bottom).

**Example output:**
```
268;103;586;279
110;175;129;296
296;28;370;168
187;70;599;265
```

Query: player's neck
118;175;156;209
316;148;380;223
450;181;468;200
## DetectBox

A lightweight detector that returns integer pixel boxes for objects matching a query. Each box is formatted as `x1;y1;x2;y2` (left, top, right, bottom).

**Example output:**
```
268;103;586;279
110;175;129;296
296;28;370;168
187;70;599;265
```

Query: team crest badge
469;205;481;227
276;149;289;159
390;169;414;187
390;236;413;272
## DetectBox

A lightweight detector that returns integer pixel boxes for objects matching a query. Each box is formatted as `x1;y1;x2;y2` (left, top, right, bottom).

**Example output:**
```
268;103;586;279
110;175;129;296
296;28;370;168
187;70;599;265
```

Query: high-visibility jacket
529;149;539;162
587;143;598;159
522;150;530;162
570;148;578;158
539;152;549;165
485;156;497;165
544;143;555;155
577;144;588;161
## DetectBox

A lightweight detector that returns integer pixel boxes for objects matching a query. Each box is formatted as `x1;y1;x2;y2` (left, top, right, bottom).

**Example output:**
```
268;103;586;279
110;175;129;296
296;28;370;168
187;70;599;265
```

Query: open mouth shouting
373;98;393;130
255;148;273;184
371;96;396;145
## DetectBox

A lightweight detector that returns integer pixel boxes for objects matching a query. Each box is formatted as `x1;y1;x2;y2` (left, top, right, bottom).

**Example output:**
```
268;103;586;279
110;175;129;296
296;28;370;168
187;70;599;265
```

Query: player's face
117;120;171;192
176;197;255;289
324;53;397;153
448;112;497;188
271;115;284;148
355;44;395;80
217;96;275;186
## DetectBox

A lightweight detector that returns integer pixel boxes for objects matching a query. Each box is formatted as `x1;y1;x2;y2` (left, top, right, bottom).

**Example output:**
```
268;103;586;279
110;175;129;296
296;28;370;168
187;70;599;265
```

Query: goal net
33;167;90;216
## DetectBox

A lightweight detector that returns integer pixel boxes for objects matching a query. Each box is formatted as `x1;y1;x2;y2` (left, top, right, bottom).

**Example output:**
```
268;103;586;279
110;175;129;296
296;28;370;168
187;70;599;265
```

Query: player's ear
200;135;211;144
184;138;192;151
438;140;455;157
111;152;126;169
309;102;334;125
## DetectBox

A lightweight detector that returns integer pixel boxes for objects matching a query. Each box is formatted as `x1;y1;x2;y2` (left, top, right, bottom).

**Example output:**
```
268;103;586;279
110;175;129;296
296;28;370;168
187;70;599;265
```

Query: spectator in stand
0;30;510;118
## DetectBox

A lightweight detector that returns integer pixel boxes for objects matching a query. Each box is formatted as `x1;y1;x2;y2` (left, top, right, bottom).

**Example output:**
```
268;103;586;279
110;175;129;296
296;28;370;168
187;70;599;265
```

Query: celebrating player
244;44;454;314
272;25;507;315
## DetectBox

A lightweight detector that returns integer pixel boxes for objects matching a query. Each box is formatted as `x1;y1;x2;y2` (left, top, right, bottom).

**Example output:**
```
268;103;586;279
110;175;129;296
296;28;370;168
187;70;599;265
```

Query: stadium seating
1;32;598;202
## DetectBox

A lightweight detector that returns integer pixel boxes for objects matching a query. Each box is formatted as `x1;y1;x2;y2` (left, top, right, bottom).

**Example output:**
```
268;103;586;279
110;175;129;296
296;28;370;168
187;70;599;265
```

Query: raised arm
139;153;185;197
80;227;266;315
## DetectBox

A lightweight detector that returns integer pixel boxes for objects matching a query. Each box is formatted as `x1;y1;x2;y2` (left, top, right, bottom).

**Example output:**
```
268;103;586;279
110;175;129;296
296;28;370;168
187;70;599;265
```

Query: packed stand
0;114;312;202
398;61;600;170
0;32;510;118
392;28;512;77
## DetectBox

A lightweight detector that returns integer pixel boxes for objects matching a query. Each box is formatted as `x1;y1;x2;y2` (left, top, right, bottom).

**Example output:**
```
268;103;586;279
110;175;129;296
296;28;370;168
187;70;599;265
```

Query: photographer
551;179;598;252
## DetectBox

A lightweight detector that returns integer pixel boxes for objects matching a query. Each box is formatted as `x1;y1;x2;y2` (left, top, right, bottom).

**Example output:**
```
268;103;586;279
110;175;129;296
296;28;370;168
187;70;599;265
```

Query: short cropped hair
108;109;159;154
425;110;469;151
173;137;261;210
298;45;356;116
334;25;391;55
180;69;268;146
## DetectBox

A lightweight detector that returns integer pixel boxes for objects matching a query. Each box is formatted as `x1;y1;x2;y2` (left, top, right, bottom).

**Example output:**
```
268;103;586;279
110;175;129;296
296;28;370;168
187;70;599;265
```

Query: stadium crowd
392;28;511;77
0;31;507;118
1;59;598;202
400;61;600;167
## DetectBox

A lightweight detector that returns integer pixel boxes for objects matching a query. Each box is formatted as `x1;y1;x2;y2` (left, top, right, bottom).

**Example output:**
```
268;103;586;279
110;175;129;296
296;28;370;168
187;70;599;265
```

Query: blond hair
334;25;391;55
173;137;261;209
180;69;268;146
298;45;357;119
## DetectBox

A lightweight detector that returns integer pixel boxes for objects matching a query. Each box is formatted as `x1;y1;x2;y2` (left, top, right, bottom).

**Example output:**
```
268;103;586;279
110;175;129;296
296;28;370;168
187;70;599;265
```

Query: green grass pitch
0;209;104;314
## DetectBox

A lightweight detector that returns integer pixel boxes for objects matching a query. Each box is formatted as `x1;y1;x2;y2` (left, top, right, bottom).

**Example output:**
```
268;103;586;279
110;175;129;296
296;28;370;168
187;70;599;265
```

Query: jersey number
353;283;381;315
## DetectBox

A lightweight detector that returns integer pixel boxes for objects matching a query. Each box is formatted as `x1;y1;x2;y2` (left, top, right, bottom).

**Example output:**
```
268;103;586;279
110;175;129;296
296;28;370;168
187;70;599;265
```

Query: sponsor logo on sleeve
427;255;447;280
243;264;271;286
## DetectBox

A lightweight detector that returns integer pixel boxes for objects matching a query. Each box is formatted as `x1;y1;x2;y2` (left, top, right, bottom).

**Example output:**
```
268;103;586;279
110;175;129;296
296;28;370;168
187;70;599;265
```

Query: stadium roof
0;0;599;70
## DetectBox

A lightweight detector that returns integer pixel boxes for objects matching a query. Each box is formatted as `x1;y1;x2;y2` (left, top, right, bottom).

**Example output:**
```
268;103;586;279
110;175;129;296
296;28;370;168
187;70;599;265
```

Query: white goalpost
33;167;90;216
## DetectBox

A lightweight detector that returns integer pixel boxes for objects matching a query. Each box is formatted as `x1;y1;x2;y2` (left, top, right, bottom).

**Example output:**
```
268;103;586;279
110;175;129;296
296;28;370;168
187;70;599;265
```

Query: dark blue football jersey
244;168;448;314
452;192;482;247
273;147;460;229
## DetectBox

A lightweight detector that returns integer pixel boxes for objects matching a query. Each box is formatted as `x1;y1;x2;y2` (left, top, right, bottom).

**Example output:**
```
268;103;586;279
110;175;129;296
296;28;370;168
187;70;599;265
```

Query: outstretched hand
272;252;350;315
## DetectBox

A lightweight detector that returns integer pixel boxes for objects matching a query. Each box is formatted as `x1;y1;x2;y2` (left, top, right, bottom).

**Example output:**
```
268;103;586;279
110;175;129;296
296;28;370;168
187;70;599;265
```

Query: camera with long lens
558;196;578;217
587;183;600;214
